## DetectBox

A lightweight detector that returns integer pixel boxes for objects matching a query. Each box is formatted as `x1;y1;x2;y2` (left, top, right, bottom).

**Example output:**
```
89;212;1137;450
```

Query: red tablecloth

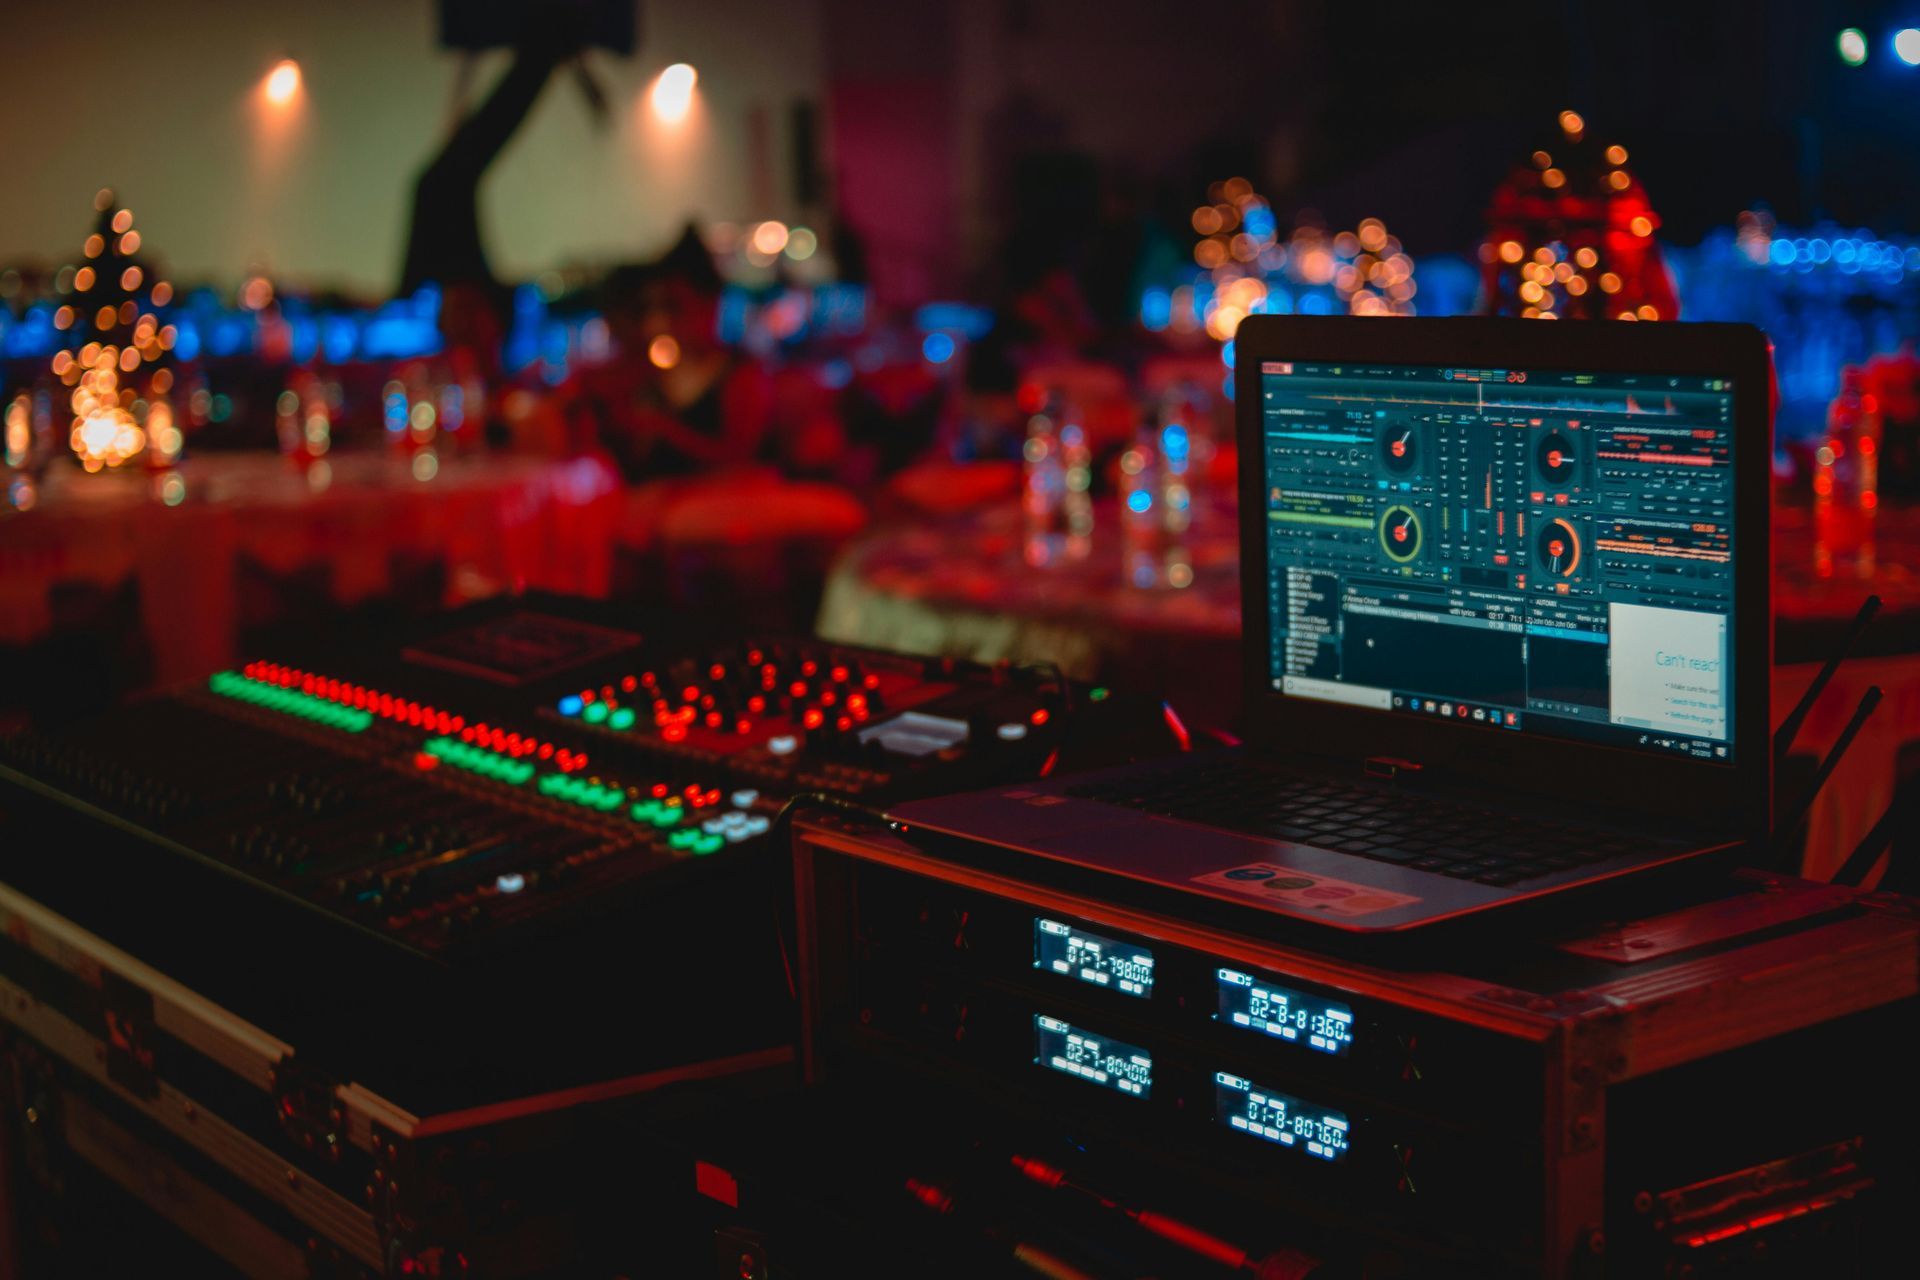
1;453;624;683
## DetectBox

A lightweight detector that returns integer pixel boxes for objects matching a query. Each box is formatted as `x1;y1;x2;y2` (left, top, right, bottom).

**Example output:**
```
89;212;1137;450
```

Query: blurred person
560;226;773;480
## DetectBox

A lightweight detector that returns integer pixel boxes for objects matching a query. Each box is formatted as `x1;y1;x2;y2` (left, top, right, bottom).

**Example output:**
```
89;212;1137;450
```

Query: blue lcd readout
1034;1015;1152;1098
1034;918;1155;998
1215;1072;1350;1162
1216;967;1355;1056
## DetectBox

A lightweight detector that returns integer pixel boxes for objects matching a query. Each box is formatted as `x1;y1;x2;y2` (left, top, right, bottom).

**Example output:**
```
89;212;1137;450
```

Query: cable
1019;660;1077;719
1830;790;1908;889
1772;685;1882;863
1775;594;1881;766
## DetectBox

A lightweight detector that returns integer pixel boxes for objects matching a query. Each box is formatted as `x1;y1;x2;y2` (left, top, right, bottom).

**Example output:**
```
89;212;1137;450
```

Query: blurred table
0;452;623;686
820;485;1920;883
818;494;1243;725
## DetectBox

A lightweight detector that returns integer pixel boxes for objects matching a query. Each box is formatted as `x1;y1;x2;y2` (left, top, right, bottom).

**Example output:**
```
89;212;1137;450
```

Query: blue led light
558;694;584;717
495;873;526;894
1126;489;1152;514
922;332;957;363
1140;288;1172;331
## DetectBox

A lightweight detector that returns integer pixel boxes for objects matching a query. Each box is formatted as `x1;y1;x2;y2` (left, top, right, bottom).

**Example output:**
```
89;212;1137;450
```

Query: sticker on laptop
1191;863;1420;917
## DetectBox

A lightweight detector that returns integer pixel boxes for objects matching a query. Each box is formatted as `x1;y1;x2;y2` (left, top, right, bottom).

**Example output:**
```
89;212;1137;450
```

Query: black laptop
888;317;1773;933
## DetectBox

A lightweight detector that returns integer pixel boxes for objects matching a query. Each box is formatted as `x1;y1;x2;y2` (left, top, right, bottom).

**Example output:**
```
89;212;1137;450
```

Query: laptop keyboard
1065;760;1677;887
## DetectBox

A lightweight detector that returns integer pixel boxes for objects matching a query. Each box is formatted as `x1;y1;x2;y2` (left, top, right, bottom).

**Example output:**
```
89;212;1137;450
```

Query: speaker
438;0;638;56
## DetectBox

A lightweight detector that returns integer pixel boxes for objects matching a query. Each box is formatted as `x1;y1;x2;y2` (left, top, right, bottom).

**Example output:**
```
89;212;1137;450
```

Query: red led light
803;709;824;729
412;752;439;771
708;664;726;680
864;673;881;689
652;783;670;798
801;660;818;677
705;711;723;728
748;696;766;714
1031;709;1050;726
538;743;554;759
847;694;867;712
621;675;638;692
820;690;837;706
736;719;751;734
662;723;687;743
836;716;852;732
905;1178;952;1214
683;685;700;702
831;666;849;683
580;689;595;703
790;681;808;697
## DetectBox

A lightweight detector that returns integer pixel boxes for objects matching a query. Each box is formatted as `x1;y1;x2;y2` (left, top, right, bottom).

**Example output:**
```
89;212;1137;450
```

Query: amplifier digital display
1214;1071;1350;1162
1035;1015;1153;1098
1034;917;1156;998
1216;966;1354;1056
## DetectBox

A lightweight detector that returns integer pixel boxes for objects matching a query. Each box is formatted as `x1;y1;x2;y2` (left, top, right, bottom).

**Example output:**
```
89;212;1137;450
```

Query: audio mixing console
0;601;1070;956
0;599;1098;1277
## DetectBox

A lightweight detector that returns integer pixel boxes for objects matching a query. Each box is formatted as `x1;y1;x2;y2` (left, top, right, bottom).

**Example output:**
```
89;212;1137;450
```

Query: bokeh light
264;58;302;106
650;63;698;123
1896;29;1920;66
1837;28;1868;66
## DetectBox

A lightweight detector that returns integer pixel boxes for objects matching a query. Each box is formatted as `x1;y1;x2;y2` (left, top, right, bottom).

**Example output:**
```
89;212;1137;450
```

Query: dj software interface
1260;360;1736;761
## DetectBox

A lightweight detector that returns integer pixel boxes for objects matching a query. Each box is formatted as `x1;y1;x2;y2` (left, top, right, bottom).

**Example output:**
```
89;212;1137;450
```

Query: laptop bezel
1233;316;1772;837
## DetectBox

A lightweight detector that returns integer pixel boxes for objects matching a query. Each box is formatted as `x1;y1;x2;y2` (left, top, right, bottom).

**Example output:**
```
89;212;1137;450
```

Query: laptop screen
1258;359;1737;763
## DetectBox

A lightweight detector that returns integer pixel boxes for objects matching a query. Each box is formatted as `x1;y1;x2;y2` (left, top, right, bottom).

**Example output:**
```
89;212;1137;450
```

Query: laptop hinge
1364;756;1423;780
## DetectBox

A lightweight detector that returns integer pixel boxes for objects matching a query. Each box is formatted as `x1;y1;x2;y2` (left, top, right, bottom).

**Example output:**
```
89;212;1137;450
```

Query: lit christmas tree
49;188;180;470
1479;110;1678;322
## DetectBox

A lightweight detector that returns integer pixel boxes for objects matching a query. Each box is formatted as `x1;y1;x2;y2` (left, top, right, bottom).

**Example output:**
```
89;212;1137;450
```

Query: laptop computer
887;317;1773;933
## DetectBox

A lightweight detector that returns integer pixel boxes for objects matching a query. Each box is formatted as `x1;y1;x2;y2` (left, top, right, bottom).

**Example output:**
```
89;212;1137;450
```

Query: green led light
608;707;636;731
582;701;610;725
209;672;371;733
651;806;683;829
668;829;701;850
692;833;725;855
423;735;531;785
1090;687;1110;702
